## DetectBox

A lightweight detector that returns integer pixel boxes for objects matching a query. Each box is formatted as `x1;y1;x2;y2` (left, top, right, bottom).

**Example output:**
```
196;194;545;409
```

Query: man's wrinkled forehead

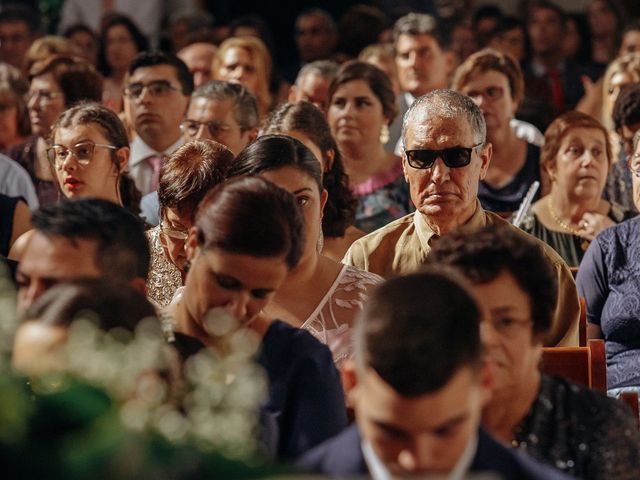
403;111;474;148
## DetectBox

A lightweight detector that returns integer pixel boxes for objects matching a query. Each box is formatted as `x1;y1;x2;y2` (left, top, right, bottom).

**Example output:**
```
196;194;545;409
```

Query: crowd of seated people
3;1;640;477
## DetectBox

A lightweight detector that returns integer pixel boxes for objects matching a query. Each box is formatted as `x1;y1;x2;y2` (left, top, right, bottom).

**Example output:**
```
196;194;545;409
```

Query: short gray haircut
402;89;487;146
294;60;339;87
392;13;450;50
191;80;259;130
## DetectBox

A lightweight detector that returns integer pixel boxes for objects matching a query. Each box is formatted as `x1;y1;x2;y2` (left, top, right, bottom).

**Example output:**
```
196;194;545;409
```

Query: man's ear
185;226;199;261
478;362;495;407
129;277;148;296
288;85;298;102
320;188;329;217
478;142;492;181
244;127;259;145
444;50;456;76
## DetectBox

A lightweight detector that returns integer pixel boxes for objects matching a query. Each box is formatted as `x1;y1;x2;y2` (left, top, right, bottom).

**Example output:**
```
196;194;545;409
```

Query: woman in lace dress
263;101;363;262
227;135;382;366
146;140;233;307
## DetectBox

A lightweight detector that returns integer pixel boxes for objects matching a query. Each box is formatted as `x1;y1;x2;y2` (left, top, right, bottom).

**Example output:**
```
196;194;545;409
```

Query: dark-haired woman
171;176;347;459
263;101;363;261
328;61;412;233
97;14;149;112
228;135;382;367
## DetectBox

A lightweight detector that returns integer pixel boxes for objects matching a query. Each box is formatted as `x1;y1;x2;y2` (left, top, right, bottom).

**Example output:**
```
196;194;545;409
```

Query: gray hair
401;89;487;147
294;60;339;86
191;80;259;130
392;13;450;50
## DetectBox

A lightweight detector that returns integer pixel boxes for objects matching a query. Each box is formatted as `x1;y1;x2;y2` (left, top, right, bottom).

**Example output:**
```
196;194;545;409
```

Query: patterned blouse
577;217;640;389
351;162;413;233
513;374;640;479
300;264;382;366
145;225;183;308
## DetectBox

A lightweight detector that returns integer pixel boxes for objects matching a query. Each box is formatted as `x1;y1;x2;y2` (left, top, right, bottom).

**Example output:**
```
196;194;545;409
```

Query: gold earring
379;124;390;144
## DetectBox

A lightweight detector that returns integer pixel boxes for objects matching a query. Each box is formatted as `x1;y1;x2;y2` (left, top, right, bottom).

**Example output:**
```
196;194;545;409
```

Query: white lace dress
300;264;383;366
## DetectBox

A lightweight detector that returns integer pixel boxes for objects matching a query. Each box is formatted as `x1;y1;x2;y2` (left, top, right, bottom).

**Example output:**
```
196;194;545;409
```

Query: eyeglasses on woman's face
47;141;117;169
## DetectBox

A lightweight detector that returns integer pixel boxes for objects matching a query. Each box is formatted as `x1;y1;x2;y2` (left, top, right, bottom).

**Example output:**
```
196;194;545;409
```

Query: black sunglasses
404;143;483;169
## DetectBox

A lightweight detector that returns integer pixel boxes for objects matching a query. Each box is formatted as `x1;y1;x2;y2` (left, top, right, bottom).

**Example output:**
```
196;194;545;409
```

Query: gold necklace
547;198;591;251
547;198;581;235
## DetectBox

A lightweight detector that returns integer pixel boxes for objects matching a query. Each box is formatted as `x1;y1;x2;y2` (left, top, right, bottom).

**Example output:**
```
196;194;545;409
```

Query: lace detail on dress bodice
300;264;383;366
146;225;183;307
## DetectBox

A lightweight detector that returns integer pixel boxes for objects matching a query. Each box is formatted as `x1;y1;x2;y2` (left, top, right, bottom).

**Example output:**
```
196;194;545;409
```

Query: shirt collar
129;134;185;166
413;200;485;249
362;431;478;480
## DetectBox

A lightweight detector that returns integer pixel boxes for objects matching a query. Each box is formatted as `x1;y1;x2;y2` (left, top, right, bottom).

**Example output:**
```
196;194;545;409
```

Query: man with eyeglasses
140;80;258;225
124;51;192;196
343;89;580;347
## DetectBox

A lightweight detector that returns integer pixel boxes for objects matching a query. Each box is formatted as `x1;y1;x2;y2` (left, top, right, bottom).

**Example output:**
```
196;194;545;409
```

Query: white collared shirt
362;431;478;480
128;135;184;195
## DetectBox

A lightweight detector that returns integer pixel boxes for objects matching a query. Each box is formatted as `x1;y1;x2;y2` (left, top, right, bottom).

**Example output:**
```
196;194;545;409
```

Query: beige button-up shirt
343;203;580;346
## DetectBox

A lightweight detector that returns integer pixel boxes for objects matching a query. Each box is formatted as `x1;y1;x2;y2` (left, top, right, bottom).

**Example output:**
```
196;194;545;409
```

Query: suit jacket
297;425;573;479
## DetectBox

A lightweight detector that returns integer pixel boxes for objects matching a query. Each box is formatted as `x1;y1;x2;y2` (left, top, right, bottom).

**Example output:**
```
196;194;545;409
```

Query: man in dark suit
298;268;572;479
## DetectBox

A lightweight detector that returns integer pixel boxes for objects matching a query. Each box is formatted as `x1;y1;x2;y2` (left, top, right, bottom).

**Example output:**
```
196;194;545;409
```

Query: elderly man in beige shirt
344;89;579;346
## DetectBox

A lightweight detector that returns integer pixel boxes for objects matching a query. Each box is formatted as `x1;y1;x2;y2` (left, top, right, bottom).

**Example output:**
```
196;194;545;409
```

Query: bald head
178;42;217;87
402;89;486;147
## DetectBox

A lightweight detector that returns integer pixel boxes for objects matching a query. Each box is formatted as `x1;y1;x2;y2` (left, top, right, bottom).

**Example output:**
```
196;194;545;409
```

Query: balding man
177;42;217;87
344;89;580;346
288;59;338;113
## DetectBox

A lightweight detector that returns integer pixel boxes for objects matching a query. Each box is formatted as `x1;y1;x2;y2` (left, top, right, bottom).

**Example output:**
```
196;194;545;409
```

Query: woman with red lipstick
47;102;140;213
520;111;635;267
7;55;103;206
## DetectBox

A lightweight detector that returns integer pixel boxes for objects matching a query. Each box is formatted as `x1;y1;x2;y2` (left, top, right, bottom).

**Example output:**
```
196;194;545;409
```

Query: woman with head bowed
170;176;347;459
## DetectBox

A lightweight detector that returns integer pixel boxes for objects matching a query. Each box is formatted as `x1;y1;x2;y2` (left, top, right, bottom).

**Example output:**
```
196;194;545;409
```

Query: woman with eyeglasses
451;48;544;213
431;224;640;480
327;61;411;233
520;111;635;267
146;140;233;307
7;55;103;206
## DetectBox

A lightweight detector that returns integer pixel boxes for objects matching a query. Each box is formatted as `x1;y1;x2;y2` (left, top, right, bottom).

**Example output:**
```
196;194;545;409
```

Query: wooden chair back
542;339;606;393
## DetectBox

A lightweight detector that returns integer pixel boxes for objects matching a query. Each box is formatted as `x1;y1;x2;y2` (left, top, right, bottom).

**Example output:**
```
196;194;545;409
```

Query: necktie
548;67;565;113
147;154;163;192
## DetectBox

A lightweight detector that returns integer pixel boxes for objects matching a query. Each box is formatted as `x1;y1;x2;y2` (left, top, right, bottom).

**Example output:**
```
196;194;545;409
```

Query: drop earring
379;124;390;144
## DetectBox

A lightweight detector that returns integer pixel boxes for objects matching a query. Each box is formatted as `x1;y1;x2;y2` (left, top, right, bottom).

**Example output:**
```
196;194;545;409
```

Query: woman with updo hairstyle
227;135;382;367
520;111;635;267
8;55;103;205
47;102;141;214
327;60;411;233
263;101;363;261
170;175;347;459
147;139;234;307
213;36;273;119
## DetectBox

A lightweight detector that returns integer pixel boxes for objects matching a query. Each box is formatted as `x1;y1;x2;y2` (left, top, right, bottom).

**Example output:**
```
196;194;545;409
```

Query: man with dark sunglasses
344;89;581;347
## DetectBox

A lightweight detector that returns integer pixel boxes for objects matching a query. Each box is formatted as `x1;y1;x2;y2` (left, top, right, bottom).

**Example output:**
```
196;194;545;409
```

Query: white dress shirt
128;135;184;196
0;154;39;210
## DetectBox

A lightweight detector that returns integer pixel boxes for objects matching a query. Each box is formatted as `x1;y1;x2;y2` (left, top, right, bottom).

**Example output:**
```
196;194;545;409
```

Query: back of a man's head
32;198;150;282
355;268;482;396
